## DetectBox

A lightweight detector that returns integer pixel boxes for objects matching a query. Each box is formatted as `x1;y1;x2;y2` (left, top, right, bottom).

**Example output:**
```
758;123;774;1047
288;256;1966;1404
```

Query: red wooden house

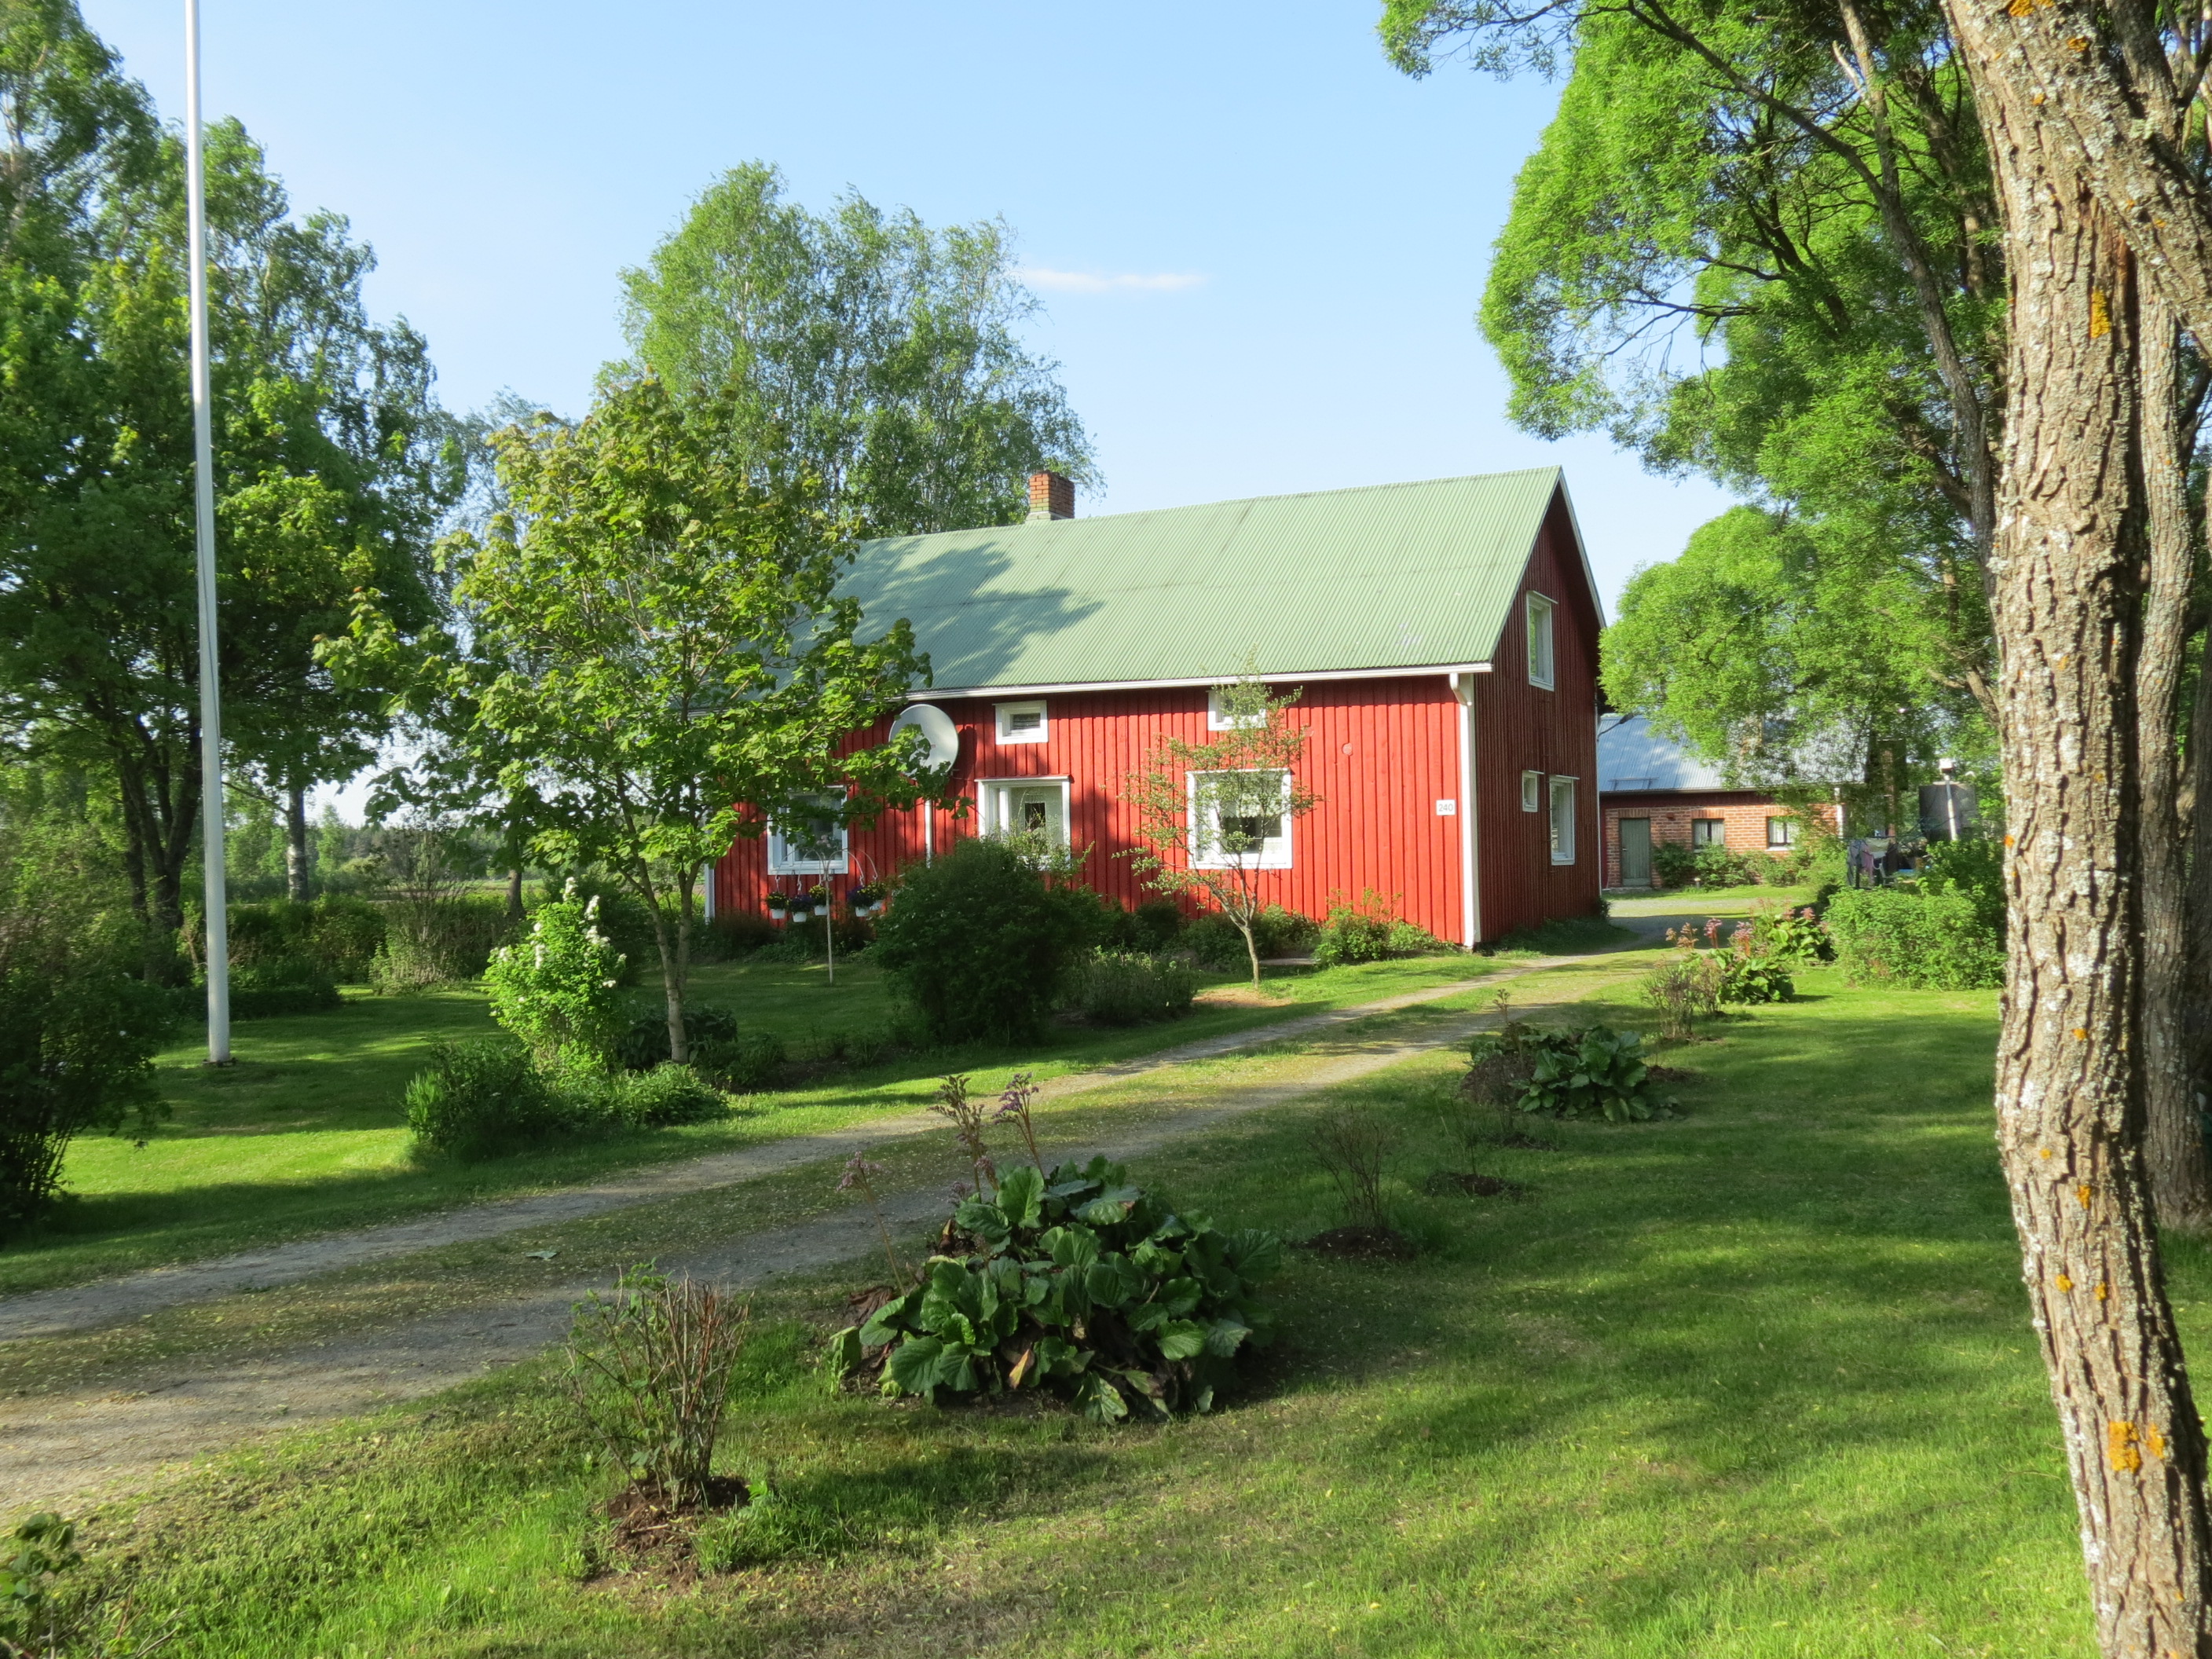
708;468;1605;947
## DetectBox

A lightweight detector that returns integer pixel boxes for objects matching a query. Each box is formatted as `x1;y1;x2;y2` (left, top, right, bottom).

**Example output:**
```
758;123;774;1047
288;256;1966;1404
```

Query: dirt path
0;961;1572;1346
0;958;1645;1515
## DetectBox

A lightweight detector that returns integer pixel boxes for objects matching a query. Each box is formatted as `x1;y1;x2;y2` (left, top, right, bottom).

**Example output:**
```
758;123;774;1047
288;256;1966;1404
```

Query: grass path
0;959;1638;1513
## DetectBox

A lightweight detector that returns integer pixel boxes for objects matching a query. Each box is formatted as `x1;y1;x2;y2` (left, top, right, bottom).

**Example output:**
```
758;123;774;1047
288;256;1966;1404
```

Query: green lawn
5;952;1500;1298
61;966;2148;1657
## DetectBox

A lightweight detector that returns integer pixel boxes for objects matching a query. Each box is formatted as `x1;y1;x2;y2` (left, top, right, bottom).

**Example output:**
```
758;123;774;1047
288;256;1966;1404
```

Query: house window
1690;818;1727;848
1526;593;1556;690
979;777;1071;848
767;797;850;874
1767;816;1799;848
1521;771;1543;812
995;700;1048;744
1189;769;1293;870
1207;686;1267;731
1548;775;1577;864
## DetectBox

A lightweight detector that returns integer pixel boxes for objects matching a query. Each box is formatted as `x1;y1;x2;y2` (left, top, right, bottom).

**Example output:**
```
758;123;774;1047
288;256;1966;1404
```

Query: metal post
824;881;835;987
185;0;230;1064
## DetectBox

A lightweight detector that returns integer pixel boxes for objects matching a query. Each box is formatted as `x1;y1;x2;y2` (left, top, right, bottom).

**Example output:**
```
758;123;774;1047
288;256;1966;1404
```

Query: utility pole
185;0;231;1064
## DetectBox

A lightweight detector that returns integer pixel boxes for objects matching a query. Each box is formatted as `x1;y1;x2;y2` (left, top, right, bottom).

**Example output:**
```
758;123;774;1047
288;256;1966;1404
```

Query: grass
4;950;1500;1298
50;965;2151;1657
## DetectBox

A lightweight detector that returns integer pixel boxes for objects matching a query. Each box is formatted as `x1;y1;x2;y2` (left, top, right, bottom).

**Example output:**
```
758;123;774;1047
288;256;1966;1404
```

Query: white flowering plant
484;880;629;1074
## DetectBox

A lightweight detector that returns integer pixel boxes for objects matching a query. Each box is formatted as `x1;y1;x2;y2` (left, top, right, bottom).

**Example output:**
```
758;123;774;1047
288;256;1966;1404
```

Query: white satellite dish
890;703;960;772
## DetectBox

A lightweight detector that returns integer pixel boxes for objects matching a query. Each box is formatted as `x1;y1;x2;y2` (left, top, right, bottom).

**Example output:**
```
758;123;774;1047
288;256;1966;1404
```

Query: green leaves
840;1156;1283;1423
1518;1027;1674;1122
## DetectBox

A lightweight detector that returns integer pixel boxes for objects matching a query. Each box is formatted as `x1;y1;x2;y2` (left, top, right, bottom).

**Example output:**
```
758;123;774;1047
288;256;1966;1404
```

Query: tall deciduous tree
621;162;1097;535
386;375;932;1062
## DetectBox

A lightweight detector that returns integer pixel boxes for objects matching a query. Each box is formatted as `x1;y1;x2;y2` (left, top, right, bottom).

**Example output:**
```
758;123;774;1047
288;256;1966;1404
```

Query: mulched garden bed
1423;1170;1533;1200
1295;1225;1419;1262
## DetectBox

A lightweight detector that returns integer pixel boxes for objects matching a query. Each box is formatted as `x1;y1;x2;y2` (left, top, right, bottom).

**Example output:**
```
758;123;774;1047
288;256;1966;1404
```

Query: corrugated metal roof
843;467;1569;693
1597;714;1728;792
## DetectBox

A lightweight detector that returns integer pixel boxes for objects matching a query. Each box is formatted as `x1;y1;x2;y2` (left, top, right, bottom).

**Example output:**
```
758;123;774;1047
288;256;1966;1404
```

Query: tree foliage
621;161;1095;535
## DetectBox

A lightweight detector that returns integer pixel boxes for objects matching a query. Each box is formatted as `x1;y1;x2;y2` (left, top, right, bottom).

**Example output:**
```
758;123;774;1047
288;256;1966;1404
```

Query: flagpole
185;0;231;1064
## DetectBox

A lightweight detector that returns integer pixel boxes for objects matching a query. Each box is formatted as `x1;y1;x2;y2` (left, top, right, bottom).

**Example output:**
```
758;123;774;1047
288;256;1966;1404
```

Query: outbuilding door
1619;817;1652;887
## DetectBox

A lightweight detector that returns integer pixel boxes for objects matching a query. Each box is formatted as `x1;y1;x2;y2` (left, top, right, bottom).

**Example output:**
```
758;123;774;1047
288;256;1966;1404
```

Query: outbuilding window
1549;775;1577;865
1526;593;1556;690
1690;818;1727;848
980;777;1071;849
767;797;850;874
1767;816;1799;848
995;701;1048;744
1522;770;1543;812
1189;769;1293;870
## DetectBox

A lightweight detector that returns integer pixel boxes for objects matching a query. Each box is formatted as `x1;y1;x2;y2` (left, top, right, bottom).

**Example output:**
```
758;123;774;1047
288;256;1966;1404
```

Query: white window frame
994;700;1049;745
978;775;1073;848
767;795;850;875
1767;815;1798;848
1207;686;1267;731
1188;768;1294;870
1548;775;1577;865
1526;592;1556;690
1521;770;1543;812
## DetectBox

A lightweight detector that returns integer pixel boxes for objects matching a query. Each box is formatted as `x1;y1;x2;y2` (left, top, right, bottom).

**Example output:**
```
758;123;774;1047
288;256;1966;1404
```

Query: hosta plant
1716;953;1795;1005
829;1157;1281;1423
1519;1026;1675;1122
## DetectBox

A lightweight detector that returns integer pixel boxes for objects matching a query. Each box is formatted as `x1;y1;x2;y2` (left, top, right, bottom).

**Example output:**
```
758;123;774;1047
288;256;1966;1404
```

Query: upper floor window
1188;769;1293;870
1549;775;1577;864
1526;592;1556;690
1207;686;1267;731
995;700;1048;744
767;796;850;874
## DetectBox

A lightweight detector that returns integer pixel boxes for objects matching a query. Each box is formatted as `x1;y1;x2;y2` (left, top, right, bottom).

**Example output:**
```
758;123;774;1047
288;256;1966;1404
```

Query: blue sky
85;0;1733;611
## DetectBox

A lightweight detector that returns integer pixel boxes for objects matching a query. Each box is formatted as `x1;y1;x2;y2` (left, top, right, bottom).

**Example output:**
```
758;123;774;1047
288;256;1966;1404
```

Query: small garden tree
1124;676;1319;989
347;375;932;1062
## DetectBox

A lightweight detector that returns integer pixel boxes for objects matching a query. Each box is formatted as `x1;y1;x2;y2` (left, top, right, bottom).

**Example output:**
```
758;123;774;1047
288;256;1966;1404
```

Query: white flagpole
185;0;230;1064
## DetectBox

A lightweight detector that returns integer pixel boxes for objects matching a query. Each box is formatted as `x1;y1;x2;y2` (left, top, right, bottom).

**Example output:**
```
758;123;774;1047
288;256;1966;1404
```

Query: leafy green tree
371;375;931;1062
0;7;457;953
1124;677;1320;990
621;162;1095;534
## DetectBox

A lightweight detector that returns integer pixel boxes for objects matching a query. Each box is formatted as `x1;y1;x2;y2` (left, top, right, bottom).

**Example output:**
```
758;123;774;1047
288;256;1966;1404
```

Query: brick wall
1601;792;1841;888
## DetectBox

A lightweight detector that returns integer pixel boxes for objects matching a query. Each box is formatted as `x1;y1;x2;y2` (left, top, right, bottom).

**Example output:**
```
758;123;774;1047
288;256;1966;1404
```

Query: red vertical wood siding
1470;493;1604;939
712;485;1606;947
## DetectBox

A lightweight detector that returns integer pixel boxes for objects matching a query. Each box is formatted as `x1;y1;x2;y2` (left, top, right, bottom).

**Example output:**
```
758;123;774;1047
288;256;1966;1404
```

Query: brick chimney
1027;470;1075;522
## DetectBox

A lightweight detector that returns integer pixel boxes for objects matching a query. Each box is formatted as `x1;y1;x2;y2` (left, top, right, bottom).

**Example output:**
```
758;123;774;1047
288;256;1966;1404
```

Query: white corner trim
1455;672;1481;947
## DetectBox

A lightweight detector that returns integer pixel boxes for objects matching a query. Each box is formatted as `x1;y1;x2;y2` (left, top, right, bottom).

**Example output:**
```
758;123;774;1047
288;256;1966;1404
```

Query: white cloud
1017;266;1207;295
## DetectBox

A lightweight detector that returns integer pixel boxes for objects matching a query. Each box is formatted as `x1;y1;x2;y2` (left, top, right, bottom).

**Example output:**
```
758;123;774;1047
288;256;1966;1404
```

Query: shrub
1308;1108;1400;1232
704;910;781;957
1746;900;1830;965
484;884;628;1073
566;1265;750;1513
223;895;389;982
216;954;342;1019
870;838;1097;1044
1652;840;1764;889
1313;902;1393;967
1133;899;1185;950
835;1156;1281;1423
576;1065;728;1129
370;894;514;990
1716;953;1795;1004
1181;912;1249;969
1641;937;1723;1039
1825;885;2004;990
403;1039;569;1159
616;1004;739;1071
0;969;174;1239
1518;1026;1672;1122
1067;950;1197;1025
700;1031;789;1093
1921;835;2005;930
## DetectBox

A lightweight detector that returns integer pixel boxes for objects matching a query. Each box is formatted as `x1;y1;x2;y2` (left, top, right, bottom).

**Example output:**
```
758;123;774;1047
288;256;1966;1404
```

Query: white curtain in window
1190;769;1293;869
1548;776;1577;864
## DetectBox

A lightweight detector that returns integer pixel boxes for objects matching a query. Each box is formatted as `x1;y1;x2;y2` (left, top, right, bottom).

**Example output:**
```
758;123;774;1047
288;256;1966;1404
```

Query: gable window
767;796;850;874
1526;593;1556;690
1207;686;1267;731
1521;770;1543;812
980;777;1071;848
1548;775;1577;864
995;700;1048;744
1189;769;1293;870
1767;816;1799;848
1690;818;1727;848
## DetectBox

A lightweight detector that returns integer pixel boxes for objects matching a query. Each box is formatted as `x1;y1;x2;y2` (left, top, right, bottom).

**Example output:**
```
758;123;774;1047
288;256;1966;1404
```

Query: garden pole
825;884;835;986
185;0;231;1065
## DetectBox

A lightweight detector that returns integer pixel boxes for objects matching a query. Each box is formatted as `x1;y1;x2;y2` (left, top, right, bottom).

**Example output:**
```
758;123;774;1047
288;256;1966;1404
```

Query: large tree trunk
1969;60;2212;1646
2137;302;2212;1236
284;780;310;903
2188;651;2212;1148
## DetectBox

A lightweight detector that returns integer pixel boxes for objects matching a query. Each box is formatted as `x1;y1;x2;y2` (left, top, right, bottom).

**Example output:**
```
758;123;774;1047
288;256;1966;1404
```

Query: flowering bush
483;881;628;1073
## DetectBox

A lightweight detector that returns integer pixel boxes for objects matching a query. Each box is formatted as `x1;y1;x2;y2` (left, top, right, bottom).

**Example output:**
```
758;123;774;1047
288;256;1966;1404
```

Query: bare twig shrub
1308;1108;1401;1232
566;1265;749;1513
932;1073;997;1195
1641;947;1723;1041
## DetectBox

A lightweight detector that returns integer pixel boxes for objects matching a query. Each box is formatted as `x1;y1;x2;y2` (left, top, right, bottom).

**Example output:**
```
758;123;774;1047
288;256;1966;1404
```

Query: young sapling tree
1124;675;1319;989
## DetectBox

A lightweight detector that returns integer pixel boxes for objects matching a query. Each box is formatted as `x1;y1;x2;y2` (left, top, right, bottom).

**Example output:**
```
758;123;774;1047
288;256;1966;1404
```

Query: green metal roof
844;467;1580;694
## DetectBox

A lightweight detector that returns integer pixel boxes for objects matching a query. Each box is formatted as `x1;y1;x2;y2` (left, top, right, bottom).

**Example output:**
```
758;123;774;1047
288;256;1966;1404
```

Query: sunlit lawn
6;951;1500;1297
70;965;2145;1657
